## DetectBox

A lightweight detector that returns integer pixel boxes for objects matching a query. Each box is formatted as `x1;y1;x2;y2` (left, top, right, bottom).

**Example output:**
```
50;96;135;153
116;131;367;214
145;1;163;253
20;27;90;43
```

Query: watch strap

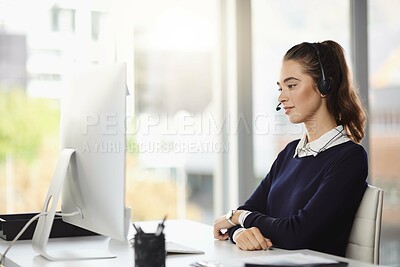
226;210;237;226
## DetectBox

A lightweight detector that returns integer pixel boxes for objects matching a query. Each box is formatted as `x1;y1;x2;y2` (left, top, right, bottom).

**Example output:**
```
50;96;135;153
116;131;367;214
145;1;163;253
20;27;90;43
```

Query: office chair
346;185;384;264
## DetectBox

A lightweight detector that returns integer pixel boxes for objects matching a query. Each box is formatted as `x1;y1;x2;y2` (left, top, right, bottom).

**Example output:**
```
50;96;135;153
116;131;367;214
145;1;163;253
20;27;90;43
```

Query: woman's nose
278;91;287;103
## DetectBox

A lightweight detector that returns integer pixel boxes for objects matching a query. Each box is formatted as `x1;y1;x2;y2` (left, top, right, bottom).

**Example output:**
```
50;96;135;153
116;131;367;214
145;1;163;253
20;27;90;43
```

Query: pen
155;215;167;236
132;222;144;235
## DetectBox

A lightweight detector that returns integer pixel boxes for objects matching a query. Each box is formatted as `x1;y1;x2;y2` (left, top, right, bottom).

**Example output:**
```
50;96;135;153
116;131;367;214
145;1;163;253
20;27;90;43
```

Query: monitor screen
32;63;129;261
60;63;127;241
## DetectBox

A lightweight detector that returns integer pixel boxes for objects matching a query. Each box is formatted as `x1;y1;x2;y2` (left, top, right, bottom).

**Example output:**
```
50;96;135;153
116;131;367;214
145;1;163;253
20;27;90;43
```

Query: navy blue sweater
229;139;368;257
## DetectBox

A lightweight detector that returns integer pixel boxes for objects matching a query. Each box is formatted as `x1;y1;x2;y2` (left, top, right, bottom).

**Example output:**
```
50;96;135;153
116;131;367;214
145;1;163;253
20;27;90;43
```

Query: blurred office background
0;0;398;265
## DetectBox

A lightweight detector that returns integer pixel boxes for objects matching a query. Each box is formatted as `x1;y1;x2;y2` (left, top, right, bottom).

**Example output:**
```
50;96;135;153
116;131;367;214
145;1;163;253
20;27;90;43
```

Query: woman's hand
235;227;273;251
213;215;233;240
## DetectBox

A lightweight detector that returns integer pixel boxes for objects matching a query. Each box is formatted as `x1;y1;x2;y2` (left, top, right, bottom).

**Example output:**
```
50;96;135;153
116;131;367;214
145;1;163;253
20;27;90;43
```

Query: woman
213;40;368;257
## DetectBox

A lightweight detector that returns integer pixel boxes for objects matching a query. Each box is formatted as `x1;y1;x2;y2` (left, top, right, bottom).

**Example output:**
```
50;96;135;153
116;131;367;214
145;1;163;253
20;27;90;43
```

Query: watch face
226;210;233;219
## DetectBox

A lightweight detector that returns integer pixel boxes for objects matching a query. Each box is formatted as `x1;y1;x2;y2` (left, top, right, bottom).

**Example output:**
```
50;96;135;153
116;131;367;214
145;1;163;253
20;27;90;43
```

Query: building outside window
51;6;75;33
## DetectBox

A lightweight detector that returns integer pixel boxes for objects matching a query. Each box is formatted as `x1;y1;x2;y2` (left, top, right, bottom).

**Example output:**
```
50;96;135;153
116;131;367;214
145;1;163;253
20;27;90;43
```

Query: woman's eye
288;84;296;89
277;88;282;92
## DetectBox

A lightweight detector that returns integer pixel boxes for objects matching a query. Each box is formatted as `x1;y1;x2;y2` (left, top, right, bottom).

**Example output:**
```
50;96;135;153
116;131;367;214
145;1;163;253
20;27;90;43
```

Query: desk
0;220;379;267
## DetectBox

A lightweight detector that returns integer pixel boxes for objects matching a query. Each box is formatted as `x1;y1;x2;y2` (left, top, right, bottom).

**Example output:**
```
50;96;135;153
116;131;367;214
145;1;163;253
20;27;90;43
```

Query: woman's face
277;59;324;124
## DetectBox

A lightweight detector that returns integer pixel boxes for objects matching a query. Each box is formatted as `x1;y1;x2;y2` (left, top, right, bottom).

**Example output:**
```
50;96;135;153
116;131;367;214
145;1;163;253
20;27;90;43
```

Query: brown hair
284;40;367;143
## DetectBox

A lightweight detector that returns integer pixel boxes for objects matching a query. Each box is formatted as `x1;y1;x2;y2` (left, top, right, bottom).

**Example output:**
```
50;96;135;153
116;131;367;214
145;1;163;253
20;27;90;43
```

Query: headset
310;43;332;95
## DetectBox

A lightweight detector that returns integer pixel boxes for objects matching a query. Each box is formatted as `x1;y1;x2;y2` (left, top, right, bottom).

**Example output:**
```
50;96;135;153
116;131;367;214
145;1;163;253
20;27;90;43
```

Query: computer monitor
32;63;129;261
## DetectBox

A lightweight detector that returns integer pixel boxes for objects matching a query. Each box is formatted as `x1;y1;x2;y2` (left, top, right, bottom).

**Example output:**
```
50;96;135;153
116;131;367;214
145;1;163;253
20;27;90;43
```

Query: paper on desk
242;253;339;266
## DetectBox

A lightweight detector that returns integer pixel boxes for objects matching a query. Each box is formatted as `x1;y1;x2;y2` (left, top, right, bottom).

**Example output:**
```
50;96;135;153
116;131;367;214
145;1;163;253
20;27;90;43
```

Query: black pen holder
134;232;166;267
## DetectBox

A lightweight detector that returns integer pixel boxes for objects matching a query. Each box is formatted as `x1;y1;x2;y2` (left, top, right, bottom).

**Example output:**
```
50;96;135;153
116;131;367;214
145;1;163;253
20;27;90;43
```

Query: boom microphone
276;103;282;111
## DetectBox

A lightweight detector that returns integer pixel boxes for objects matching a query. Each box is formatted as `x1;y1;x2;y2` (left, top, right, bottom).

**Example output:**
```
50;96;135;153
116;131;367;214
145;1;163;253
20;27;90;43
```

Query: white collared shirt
293;125;350;158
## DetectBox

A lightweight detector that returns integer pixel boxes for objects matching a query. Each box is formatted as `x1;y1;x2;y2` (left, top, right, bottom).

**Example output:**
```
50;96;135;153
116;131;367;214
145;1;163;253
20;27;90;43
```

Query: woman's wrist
232;210;252;227
226;209;251;226
232;210;243;225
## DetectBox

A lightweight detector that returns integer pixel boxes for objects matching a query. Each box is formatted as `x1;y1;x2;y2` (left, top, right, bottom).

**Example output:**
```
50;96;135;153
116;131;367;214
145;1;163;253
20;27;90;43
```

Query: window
91;11;108;41
251;0;350;184
368;0;400;264
51;6;75;33
0;0;218;225
128;0;217;222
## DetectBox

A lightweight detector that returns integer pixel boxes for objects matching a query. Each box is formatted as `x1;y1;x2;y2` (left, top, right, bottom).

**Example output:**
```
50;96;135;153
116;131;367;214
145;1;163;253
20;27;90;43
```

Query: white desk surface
0;220;380;267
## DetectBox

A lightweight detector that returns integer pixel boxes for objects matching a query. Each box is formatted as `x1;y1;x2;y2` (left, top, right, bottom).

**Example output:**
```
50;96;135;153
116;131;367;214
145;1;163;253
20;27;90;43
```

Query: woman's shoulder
336;140;367;156
276;139;367;162
328;140;368;166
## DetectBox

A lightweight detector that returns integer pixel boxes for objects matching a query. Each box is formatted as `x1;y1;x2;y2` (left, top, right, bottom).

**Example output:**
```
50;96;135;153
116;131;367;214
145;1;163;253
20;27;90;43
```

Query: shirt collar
293;125;350;158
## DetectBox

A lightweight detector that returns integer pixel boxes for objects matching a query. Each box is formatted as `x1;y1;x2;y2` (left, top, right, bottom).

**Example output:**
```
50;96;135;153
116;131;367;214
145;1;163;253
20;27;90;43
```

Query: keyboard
166;241;204;254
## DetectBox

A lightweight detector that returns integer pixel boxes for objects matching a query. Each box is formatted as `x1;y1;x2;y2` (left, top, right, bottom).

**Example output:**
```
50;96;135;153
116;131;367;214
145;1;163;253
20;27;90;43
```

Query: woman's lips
284;107;294;114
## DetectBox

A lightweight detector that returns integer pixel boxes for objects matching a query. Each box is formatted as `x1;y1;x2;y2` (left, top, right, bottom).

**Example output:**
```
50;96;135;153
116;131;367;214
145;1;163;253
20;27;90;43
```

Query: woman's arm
220;144;293;242
213;163;275;241
243;146;368;249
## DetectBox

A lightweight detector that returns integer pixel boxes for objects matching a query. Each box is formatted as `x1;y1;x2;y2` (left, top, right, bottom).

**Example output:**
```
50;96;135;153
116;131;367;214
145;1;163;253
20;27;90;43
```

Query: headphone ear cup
317;77;332;95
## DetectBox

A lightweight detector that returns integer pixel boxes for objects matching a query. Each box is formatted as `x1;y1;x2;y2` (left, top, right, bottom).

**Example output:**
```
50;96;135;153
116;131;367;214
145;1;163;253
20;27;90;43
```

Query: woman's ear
314;83;327;98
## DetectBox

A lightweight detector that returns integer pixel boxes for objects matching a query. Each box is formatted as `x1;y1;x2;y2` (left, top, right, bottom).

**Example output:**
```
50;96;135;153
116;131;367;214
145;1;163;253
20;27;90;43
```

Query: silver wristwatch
225;210;237;226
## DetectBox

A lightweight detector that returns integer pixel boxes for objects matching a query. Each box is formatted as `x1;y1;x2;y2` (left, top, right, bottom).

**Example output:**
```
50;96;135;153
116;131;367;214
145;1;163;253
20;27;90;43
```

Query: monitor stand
32;148;116;261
